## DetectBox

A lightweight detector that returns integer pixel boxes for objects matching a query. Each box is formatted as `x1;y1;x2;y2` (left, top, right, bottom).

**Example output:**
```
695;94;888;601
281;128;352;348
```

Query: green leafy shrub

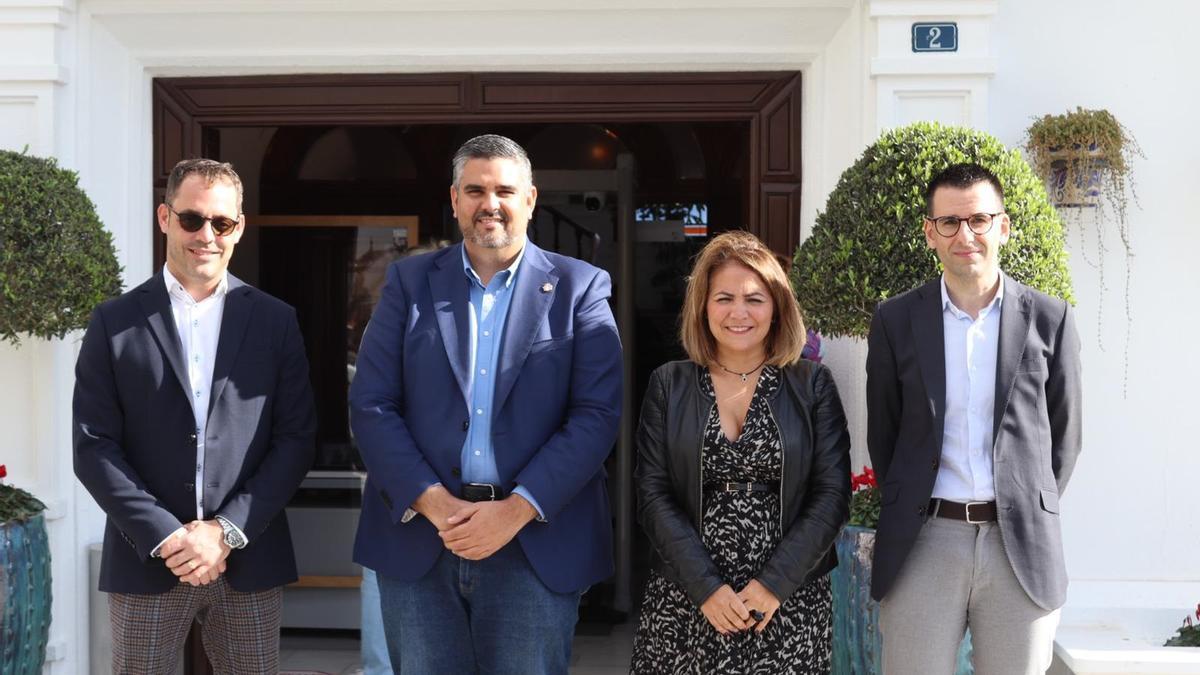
792;122;1073;338
0;150;122;345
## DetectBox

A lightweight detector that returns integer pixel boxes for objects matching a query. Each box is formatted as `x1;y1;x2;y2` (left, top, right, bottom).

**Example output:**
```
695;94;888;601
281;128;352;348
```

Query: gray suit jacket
865;274;1081;610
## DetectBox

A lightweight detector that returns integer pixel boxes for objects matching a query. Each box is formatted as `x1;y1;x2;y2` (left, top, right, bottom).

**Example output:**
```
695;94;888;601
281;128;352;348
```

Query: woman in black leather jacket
630;231;851;674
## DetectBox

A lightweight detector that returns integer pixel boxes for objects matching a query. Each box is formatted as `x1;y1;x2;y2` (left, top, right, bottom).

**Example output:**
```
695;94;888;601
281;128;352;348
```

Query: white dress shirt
151;266;245;555
931;275;1003;502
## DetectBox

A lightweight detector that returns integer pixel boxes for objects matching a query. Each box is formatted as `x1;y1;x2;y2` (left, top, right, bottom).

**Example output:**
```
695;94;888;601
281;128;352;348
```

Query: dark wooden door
153;72;802;258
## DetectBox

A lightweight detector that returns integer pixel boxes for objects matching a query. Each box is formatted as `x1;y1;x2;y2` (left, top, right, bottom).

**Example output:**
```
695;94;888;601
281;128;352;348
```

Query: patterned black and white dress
630;366;833;675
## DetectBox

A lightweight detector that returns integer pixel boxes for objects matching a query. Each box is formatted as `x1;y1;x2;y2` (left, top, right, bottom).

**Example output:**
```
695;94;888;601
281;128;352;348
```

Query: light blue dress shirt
932;275;1003;502
460;245;545;519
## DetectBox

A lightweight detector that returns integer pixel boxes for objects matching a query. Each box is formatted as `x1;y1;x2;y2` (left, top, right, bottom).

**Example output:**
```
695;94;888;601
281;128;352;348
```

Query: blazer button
451;467;462;477
462;419;469;431
931;459;939;470
917;505;927;516
184;482;194;492
188;433;197;443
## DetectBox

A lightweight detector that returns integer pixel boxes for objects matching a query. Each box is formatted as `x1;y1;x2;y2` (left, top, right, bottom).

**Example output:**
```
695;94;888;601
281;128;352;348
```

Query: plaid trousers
108;577;283;675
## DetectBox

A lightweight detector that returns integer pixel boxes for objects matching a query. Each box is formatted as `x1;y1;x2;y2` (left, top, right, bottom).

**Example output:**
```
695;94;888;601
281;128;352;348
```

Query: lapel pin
540;282;554;293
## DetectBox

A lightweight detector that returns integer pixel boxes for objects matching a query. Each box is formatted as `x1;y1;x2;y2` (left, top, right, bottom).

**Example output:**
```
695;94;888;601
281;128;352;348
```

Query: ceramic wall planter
0;513;51;674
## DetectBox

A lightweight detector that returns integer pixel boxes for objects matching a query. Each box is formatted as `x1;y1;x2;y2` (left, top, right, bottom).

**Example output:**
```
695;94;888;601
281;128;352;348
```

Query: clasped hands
414;485;538;561
700;580;781;635
159;520;230;587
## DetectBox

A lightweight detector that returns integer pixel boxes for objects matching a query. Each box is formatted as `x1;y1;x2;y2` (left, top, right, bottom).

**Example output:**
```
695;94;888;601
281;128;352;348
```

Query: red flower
0;464;6;479
850;466;878;492
1195;603;1199;621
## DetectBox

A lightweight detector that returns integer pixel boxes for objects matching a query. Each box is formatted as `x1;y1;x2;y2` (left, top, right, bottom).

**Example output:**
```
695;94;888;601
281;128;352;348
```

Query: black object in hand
750;609;765;622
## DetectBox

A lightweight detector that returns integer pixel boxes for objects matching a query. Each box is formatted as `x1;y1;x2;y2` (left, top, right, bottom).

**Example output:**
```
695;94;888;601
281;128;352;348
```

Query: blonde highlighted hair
679;231;806;367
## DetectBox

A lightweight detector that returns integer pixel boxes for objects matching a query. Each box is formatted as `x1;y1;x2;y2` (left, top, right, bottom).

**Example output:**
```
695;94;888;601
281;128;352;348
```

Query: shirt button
476;409;483;415
194;390;202;398
192;320;199;327
480;369;487;375
474;450;481;456
483;331;490;337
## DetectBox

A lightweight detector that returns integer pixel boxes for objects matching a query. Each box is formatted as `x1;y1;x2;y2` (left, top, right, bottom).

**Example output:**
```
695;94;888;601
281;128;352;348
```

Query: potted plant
1025;108;1142;385
1165;604;1200;647
0;465;51;674
0;149;122;345
0;150;121;670
831;467;972;674
792;122;1073;340
1025;107;1140;211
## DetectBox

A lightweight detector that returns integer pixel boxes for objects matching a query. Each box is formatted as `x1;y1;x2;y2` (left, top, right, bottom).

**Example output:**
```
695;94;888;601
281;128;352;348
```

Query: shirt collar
162;264;228;303
939;273;1004;319
461;241;526;290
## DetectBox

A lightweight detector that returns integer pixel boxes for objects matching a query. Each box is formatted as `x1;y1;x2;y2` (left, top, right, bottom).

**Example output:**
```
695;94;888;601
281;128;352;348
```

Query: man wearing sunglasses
74;158;316;673
866;163;1082;673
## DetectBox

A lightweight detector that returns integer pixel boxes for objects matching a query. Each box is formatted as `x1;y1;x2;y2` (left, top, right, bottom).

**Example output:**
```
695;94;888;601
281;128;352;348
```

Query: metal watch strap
215;516;246;549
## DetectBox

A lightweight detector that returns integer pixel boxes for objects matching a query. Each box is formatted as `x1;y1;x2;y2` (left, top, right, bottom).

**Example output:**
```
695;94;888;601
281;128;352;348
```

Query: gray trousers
879;516;1060;675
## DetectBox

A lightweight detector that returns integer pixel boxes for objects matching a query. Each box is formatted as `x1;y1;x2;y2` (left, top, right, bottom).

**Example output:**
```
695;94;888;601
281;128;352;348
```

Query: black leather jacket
635;359;851;606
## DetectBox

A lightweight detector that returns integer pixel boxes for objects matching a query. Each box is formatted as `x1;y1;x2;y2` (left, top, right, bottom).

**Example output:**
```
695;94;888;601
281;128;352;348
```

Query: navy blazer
350;242;622;593
73;274;317;594
866;274;1082;610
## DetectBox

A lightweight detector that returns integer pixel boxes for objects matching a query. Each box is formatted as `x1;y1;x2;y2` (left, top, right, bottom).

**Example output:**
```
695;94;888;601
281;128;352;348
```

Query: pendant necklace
717;358;767;383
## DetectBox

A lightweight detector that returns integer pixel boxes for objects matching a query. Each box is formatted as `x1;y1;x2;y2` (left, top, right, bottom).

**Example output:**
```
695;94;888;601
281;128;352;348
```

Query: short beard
464;211;514;249
468;227;513;249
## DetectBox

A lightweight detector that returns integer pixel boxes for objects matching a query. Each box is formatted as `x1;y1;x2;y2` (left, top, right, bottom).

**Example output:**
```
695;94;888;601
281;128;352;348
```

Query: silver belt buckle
467;482;497;500
964;501;989;524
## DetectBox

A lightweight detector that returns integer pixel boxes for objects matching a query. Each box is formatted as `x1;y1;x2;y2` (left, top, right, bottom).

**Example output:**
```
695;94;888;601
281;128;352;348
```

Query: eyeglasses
925;212;1004;237
165;204;240;237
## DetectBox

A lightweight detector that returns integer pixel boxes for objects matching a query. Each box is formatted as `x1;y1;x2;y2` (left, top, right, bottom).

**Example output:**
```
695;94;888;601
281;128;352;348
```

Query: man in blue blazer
351;134;622;674
73;159;316;673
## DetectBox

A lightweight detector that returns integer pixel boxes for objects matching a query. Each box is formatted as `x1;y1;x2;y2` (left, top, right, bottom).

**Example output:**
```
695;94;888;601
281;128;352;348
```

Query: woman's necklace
716;357;767;383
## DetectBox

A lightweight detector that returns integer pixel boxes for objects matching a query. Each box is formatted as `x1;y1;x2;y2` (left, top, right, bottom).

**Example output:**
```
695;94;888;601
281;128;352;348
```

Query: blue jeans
361;566;394;675
378;543;581;675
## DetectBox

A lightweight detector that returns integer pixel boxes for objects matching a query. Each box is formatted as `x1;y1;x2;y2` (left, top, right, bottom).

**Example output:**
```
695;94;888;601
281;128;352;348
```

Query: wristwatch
215;516;247;549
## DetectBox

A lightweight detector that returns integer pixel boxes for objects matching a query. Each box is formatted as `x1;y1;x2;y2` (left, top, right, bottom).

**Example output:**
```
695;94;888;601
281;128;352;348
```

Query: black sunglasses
165;204;240;237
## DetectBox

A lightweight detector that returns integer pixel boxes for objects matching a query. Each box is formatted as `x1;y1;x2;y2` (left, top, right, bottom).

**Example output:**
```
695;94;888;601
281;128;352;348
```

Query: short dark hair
165;158;243;213
451;134;533;187
924;163;1004;214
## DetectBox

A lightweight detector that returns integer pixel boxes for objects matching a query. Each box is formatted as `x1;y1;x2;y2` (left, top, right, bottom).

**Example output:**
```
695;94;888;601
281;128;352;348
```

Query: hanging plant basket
1025;108;1142;393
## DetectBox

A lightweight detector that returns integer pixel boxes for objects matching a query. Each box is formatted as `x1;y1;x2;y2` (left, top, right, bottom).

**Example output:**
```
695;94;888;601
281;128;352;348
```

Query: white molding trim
83;0;856;14
0;65;70;83
871;56;996;76
869;0;997;18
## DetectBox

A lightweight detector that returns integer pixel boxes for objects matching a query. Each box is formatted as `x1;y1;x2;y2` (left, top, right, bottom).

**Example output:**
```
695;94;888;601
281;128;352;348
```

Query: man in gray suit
866;163;1082;674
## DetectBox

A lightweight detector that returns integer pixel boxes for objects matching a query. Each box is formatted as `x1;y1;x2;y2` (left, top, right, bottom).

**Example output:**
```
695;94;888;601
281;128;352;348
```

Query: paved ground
279;620;635;674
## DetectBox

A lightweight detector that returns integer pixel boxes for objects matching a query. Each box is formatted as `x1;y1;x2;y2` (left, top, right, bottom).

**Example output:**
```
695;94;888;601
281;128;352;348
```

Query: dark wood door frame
153;72;801;673
153;71;803;257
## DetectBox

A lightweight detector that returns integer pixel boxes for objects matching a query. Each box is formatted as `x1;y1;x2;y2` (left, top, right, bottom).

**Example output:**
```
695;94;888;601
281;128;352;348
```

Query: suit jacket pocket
1018;356;1047;373
881;481;901;506
1040;488;1060;514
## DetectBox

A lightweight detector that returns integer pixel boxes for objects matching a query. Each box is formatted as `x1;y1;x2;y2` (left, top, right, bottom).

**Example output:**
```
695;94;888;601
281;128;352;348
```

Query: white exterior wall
0;1;1194;671
989;0;1200;610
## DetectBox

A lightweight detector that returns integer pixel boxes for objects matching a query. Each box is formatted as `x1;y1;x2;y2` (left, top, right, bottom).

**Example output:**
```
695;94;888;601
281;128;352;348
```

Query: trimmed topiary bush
792;122;1073;339
0;150;122;345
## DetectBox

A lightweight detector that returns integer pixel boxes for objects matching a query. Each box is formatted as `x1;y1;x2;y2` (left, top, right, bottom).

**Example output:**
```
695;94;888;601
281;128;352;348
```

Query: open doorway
152;72;801;643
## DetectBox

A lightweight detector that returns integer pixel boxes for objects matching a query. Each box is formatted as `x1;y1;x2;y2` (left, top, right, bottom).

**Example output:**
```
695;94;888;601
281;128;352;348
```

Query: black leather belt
462;483;506;502
704;481;780;494
930;499;997;523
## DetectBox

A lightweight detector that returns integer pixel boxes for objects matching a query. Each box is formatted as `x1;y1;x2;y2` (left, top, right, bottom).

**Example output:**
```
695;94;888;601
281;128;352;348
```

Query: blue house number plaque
912;22;958;52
